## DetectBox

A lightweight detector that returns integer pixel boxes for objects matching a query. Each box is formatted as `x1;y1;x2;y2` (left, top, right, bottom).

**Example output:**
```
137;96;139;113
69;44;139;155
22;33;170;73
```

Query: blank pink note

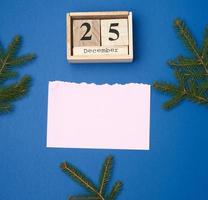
47;81;151;150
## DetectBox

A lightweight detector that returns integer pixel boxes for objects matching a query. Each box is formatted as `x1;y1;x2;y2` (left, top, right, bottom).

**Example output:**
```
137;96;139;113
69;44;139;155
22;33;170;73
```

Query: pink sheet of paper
47;81;151;150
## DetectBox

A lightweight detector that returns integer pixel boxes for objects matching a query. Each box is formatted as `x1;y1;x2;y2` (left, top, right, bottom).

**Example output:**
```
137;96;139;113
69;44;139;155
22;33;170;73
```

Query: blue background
0;0;207;199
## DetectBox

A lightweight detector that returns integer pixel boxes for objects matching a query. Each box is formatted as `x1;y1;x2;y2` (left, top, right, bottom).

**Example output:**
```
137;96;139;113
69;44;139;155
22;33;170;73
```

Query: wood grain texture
128;12;134;61
68;55;133;63
66;14;72;60
73;19;100;47
69;11;129;19
101;19;129;46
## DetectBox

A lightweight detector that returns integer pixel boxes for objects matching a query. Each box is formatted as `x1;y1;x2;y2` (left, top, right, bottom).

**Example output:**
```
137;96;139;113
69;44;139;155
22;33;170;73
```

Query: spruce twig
0;35;36;114
106;181;122;200
60;162;100;197
98;156;113;196
60;156;123;200
153;19;208;109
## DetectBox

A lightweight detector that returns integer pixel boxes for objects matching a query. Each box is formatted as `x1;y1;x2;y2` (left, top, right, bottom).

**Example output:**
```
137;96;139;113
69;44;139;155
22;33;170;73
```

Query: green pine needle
0;71;17;81
162;94;185;110
6;35;21;59
6;54;36;67
98;156;113;196
60;156;123;200
154;19;208;109
174;19;199;58
0;76;31;101
0;102;12;113
0;35;35;114
106;181;122;200
168;56;202;67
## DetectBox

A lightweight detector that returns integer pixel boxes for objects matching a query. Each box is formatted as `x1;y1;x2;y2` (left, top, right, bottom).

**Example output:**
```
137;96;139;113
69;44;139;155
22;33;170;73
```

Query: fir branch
0;76;31;102
106;181;122;200
174;19;198;57
186;91;208;104
162;94;185;110
154;19;208;109
168;56;201;67
154;81;208;108
174;19;208;73
6;35;21;60
6;54;36;67
60;162;99;196
0;71;17;81
154;81;184;95
60;156;123;200
0;35;35;114
183;71;208;79
98;156;113;196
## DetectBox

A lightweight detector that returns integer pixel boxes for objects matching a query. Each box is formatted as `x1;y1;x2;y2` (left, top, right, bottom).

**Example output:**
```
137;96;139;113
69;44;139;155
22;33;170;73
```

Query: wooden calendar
67;11;133;63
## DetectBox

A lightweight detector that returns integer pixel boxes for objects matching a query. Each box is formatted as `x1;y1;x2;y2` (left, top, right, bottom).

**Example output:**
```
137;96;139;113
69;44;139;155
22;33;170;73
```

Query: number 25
80;22;120;41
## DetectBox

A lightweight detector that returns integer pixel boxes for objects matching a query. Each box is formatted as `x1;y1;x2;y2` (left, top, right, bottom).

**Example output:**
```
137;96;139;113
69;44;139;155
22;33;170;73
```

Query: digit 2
109;23;120;41
80;22;92;41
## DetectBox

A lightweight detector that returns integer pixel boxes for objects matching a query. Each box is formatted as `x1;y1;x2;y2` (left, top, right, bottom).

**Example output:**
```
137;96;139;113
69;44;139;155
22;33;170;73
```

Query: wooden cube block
101;19;129;46
73;20;101;47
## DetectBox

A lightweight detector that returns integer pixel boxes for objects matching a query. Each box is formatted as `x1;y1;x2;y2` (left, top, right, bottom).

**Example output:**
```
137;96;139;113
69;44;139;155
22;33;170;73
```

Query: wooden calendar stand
67;11;133;63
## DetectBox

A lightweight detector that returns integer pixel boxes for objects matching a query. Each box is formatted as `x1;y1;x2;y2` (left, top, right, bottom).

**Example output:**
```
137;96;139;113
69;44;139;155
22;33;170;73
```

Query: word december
84;47;119;54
